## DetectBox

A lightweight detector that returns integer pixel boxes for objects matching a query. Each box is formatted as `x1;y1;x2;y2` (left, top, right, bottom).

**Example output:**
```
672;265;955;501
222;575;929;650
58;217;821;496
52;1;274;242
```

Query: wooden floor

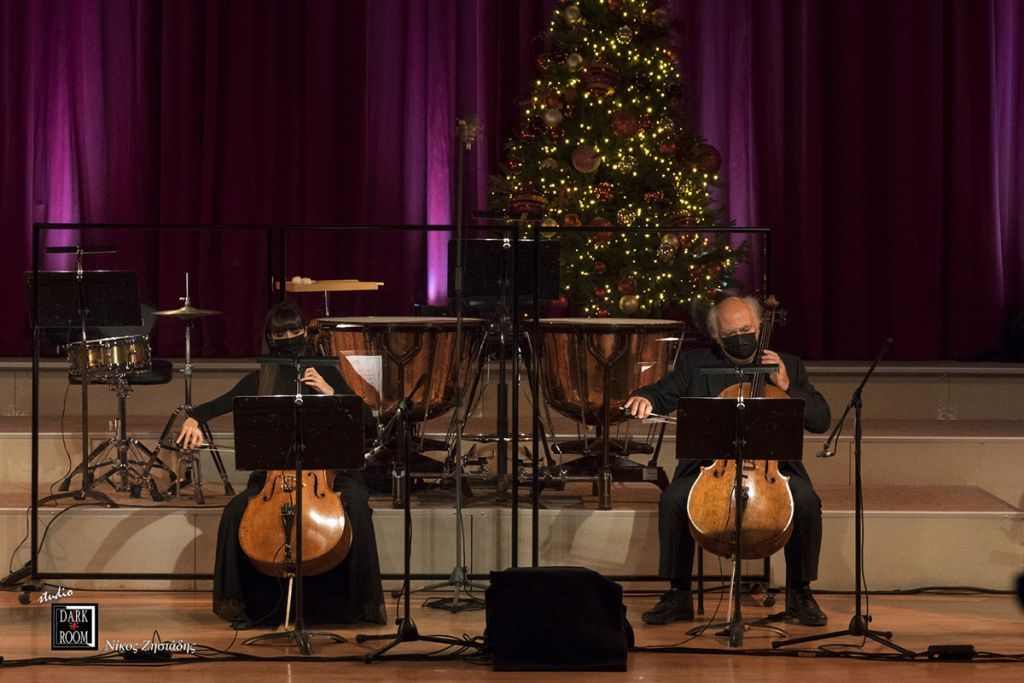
1;588;1022;680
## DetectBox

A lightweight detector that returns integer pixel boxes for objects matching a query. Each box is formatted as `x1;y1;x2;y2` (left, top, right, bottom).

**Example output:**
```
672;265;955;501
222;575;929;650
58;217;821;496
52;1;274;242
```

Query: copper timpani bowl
313;316;486;424
534;318;683;426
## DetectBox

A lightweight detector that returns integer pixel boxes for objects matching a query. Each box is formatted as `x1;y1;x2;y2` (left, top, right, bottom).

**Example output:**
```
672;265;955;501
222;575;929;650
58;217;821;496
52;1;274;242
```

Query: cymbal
152;303;222;321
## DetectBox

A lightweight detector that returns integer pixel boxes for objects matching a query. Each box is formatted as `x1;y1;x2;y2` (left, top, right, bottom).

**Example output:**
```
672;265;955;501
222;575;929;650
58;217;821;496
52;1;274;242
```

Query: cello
686;296;795;559
238;468;353;577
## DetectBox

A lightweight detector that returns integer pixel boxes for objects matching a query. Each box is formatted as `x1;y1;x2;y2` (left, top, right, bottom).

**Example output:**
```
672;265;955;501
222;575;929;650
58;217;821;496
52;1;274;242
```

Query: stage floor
1;588;1021;679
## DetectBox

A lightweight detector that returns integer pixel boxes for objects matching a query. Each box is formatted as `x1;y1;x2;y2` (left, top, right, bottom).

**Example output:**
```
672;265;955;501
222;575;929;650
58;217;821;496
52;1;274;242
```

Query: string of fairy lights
490;0;743;317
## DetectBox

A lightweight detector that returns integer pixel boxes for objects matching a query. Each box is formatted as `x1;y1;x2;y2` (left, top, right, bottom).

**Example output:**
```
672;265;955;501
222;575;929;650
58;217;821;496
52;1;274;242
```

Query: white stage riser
5;361;1024;424
3;432;1022;508
2;507;1020;593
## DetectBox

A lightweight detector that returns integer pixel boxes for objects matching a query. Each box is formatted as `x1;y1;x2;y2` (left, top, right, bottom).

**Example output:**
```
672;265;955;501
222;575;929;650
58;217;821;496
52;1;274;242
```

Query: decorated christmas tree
490;0;743;319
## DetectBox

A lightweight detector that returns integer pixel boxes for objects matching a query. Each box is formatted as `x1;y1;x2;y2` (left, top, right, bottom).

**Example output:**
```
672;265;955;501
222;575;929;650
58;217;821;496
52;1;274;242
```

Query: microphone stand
356;382;462;661
772;337;912;655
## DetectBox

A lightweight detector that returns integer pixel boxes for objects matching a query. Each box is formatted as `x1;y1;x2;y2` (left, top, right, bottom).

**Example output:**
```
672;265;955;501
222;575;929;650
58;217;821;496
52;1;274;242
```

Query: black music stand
232;392;365;656
677;386;805;648
28;266;141;509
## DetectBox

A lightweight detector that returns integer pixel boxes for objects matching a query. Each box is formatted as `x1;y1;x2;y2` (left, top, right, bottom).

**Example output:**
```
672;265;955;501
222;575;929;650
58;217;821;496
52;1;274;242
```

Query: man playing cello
624;295;831;626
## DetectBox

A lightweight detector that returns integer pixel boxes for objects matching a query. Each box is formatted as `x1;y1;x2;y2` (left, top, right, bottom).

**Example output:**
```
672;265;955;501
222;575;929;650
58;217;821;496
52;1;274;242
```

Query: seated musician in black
177;301;386;629
624;295;831;627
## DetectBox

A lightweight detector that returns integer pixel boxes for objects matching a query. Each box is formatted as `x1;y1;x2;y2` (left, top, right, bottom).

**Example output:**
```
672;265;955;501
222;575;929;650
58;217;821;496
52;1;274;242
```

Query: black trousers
658;461;822;587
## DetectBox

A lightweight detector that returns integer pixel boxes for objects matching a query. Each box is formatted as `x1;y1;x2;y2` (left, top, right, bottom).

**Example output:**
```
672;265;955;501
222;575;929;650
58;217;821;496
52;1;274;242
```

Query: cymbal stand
146;274;235;498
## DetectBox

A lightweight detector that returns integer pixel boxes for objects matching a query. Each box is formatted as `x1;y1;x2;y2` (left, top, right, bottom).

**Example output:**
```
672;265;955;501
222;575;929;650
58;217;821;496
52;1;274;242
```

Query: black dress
190;363;387;626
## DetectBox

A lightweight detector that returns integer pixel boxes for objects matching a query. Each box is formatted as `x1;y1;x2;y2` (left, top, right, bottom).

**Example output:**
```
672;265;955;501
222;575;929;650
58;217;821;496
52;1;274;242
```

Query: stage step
1;484;1019;593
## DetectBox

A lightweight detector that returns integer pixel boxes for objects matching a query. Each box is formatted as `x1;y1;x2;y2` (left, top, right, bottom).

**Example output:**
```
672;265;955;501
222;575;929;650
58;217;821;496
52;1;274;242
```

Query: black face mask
721;332;757;361
271;334;307;357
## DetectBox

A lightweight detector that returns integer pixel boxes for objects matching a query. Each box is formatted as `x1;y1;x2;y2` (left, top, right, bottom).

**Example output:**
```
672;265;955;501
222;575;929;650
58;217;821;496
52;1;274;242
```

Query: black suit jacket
632;345;831;481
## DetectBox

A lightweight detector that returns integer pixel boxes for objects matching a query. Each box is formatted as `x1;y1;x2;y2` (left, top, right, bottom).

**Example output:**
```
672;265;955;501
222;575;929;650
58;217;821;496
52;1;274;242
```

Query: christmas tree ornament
616;26;634;43
563;86;578;102
510;189;548;215
564;4;582;23
593;261;607;275
658;139;677;155
595;308;610;317
660;232;679;247
592;231;614;244
705;261;722;276
612;110;640;137
566;53;584;71
592;216;613;228
571;144;602;173
691;142;722;172
617;277;637;295
563;213;582;227
658;117;676;131
651;8;670;27
619;294;640;314
618;154;638;172
608;0;623;10
669;211;694;226
637;114;652;131
595;181;614;200
658;241;677;262
543;107;564;128
644;188;666;203
540;217;559;228
595;287;607;298
582;63;621;96
616;208;637;226
539;157;558;170
546;94;563;108
562;103;577;119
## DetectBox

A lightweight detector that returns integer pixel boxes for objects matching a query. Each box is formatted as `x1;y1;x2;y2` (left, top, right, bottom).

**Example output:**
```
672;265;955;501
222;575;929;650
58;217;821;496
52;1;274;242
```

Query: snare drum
313;317;485;423
67;335;152;380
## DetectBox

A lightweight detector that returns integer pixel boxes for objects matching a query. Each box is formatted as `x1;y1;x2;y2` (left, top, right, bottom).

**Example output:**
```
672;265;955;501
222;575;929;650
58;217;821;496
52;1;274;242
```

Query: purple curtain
672;0;1024;360
1;0;1021;360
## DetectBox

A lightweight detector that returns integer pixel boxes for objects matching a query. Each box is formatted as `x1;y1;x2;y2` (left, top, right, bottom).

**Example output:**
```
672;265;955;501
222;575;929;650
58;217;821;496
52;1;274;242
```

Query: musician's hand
302;368;334;395
624;395;653;419
762;349;789;392
176;416;204;449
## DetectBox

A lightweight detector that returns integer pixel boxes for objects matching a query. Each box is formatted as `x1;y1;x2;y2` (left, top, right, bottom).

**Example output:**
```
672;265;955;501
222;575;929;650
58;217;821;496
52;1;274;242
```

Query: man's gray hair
706;296;762;339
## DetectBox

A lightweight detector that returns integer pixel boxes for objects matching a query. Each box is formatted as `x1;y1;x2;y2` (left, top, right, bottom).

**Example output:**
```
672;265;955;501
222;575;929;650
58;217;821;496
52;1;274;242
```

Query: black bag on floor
485;566;633;671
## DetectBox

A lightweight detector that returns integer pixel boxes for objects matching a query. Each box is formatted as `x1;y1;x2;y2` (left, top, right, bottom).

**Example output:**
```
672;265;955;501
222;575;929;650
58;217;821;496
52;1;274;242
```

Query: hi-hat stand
772;338;912;655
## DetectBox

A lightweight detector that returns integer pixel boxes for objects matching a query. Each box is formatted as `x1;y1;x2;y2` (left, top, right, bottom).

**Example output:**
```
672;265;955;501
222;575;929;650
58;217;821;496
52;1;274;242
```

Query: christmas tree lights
490;0;744;318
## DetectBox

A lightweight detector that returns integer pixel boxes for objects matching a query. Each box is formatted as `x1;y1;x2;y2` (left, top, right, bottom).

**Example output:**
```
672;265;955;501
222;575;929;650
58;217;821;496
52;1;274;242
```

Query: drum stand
58;375;169;498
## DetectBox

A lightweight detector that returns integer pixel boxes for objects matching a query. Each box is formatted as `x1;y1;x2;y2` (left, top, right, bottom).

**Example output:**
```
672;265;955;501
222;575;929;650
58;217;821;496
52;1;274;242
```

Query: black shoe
642;588;694;625
786;585;828;626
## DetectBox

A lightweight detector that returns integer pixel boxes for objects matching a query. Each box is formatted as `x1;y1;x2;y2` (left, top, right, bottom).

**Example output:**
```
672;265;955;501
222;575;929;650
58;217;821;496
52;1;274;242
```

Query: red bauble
659;139;677;156
705;262;722;276
548;295;570;316
637;114;652;131
617;277;637;295
593;261;607;275
509;190;548;215
594;181;614;200
563;213;582;227
611;110;640;137
563;87;578;103
595;308;610;317
592;216;613;228
582;63;621;97
593;231;614;243
643;188;665;203
608;0;623;9
546;94;562;109
692;143;722;173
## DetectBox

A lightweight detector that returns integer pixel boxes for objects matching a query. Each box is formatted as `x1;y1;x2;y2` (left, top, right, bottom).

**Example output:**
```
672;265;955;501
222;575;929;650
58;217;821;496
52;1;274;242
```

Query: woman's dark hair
258;301;308;395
